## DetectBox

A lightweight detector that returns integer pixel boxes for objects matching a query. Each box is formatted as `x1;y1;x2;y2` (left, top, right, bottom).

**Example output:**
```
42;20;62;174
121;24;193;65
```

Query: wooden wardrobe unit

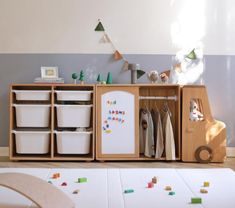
96;84;181;161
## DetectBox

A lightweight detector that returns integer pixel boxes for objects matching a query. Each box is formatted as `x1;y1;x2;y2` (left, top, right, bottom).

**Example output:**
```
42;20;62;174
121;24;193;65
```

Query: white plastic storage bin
13;104;50;127
12;130;50;154
55;105;92;127
13;90;51;101
55;90;92;101
55;131;91;154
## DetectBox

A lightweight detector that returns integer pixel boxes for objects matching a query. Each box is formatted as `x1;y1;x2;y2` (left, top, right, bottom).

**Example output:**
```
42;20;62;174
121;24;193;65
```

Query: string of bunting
94;19;145;79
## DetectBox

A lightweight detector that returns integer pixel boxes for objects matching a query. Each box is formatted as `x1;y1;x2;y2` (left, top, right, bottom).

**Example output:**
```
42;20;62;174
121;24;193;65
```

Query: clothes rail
139;96;177;101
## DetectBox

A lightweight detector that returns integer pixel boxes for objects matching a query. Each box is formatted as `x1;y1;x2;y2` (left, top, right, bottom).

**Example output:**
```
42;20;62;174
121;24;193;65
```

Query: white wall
0;0;235;54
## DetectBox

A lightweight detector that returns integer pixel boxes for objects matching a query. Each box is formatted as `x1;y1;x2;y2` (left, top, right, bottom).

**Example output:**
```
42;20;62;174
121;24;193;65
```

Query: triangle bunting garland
100;33;111;43
114;50;123;60
122;61;129;71
186;48;197;60
95;21;105;31
137;69;145;79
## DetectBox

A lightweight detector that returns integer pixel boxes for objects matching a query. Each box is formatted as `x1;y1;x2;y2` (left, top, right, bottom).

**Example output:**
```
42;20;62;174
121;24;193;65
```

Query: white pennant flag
100;33;111;43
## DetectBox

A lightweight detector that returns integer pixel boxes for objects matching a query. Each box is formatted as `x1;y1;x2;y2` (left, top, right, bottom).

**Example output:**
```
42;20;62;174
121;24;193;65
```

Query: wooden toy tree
106;72;112;84
79;70;85;84
72;73;78;84
97;74;102;84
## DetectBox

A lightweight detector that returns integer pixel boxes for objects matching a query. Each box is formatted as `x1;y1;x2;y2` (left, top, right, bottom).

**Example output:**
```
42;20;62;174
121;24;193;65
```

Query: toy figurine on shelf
147;70;159;83
160;72;169;84
190;99;204;121
79;70;85;84
97;74;102;84
72;73;78;84
106;72;112;84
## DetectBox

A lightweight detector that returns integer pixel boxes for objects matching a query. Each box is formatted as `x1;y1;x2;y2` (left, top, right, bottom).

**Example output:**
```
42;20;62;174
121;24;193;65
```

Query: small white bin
55;131;91;154
13;90;51;101
13;104;50;127
55;90;92;101
13;130;50;154
55;105;92;127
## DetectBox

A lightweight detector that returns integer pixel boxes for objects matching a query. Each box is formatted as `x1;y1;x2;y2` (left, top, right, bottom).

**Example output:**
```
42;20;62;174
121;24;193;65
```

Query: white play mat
0;168;235;208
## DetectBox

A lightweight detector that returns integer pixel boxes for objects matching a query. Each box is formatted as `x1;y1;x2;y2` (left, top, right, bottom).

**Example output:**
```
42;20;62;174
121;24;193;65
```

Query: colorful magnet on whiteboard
116;110;118;114
119;111;122;114
103;127;106;130
122;120;125;123
105;130;112;133
112;110;115;114
112;117;115;120
109;110;112;114
106;124;109;128
113;101;116;104
122;111;125;115
119;118;122;122
108;117;111;120
116;117;118;121
104;120;108;124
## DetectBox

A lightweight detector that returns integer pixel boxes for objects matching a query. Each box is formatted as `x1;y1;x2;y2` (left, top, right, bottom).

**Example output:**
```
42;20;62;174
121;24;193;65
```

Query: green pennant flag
95;22;105;31
186;48;197;60
137;69;145;79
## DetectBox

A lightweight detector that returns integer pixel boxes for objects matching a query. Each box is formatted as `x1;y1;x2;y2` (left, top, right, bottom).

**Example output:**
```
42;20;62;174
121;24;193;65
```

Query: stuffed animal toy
190;99;204;121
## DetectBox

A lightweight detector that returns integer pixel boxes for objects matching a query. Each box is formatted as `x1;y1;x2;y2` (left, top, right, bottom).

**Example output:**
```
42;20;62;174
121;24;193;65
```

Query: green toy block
78;177;87;183
169;191;175;195
191;197;202;204
124;189;134;194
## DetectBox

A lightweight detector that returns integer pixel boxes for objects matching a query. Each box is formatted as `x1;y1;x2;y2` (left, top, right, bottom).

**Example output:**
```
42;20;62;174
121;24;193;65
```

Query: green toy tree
186;48;197;60
106;72;112;84
72;73;78;84
79;70;85;84
97;74;102;84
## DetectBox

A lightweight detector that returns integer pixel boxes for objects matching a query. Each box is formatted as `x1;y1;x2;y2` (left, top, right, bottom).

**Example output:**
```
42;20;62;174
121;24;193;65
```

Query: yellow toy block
204;181;210;187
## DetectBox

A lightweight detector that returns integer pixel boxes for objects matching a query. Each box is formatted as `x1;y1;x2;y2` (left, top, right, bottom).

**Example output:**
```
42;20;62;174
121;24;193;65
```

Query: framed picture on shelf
41;66;58;79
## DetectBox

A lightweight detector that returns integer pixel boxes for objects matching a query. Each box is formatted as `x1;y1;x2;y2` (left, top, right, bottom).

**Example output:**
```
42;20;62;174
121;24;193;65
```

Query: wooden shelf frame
9;84;95;161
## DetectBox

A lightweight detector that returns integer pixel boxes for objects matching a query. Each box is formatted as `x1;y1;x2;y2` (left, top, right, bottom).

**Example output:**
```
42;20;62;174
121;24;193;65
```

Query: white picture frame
41;66;59;79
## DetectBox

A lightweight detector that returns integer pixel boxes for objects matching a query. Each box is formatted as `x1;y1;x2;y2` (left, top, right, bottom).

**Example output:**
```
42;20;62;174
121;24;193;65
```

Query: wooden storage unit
182;85;226;162
9;84;95;161
96;84;181;161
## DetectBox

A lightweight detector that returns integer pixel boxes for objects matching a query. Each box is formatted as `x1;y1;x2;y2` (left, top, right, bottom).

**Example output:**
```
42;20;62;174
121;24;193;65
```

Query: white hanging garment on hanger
162;109;176;160
151;109;164;158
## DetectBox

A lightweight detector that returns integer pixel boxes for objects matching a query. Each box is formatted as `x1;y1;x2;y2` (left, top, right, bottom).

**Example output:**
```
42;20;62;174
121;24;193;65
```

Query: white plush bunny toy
190;99;204;121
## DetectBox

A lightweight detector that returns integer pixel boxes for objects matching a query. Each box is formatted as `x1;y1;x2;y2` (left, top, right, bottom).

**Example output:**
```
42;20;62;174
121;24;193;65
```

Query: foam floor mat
0;168;235;208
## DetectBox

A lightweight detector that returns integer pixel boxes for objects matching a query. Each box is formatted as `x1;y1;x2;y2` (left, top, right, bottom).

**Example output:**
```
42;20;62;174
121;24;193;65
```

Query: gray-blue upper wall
0;54;234;147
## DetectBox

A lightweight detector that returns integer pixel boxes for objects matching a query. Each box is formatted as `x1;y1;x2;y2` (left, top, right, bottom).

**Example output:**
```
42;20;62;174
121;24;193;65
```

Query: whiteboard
101;90;135;154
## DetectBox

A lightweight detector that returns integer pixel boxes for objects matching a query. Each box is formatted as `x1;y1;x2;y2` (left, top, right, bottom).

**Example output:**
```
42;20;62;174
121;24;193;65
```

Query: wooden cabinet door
96;86;139;159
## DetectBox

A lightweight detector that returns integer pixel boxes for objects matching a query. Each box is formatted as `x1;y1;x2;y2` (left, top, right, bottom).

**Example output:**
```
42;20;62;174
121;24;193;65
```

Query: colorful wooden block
191;197;202;204
124;189;134;194
165;186;172;191
152;176;157;184
204;181;210;187
78;178;87;183
73;189;80;194
52;173;60;179
169;191;175;195
200;189;208;193
147;182;154;188
61;182;67;186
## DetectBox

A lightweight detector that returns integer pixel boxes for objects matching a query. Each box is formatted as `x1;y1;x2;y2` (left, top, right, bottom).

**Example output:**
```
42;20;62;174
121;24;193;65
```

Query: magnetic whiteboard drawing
101;91;135;154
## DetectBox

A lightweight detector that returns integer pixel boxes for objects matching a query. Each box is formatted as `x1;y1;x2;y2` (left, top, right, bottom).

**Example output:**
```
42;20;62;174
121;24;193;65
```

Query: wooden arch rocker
0;172;75;208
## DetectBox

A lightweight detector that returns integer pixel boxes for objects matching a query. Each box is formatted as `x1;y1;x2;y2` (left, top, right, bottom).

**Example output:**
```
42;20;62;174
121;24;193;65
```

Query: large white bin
55;90;92;101
55;105;92;127
13;90;51;101
13;130;50;154
55;131;91;154
13;104;50;127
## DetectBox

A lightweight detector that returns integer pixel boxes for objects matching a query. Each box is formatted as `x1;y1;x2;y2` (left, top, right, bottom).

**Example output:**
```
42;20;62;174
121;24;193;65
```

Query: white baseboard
1;147;235;158
0;147;9;157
